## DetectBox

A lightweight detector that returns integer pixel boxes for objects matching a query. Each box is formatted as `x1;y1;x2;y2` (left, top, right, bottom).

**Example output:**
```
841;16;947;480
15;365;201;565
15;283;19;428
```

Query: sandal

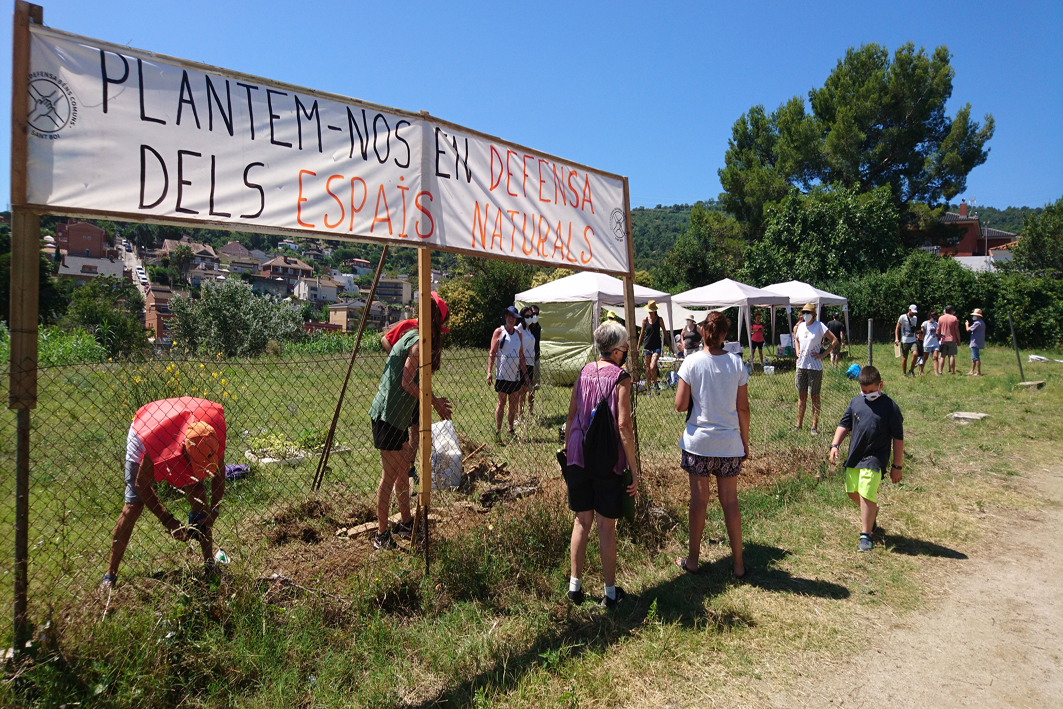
676;557;700;575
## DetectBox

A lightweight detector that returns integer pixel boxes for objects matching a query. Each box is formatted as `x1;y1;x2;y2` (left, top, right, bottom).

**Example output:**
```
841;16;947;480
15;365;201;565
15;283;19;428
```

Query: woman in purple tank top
562;322;638;608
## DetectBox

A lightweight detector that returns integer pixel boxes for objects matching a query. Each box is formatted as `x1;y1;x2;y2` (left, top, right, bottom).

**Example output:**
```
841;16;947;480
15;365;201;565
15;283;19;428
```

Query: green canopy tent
516;272;673;385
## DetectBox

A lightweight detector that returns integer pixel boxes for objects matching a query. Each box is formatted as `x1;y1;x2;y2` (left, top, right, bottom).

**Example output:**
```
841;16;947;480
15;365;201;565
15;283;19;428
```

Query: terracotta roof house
261;255;314;291
219;241;251;259
938;201;1019;257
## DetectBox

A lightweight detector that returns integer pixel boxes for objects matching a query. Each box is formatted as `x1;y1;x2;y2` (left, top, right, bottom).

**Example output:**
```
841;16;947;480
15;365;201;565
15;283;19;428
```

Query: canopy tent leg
844;308;851;356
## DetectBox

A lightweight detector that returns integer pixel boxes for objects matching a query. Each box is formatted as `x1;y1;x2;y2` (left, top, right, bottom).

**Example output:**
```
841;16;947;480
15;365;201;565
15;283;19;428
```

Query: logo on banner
610;208;626;242
28;73;78;137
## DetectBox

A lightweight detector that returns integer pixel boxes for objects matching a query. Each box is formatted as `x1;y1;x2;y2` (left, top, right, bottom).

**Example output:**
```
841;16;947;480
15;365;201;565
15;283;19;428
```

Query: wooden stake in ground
416;247;433;571
311;246;389;492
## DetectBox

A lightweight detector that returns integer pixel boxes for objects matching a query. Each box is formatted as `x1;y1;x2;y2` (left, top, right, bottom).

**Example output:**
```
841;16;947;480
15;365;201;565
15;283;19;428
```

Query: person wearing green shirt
368;293;451;550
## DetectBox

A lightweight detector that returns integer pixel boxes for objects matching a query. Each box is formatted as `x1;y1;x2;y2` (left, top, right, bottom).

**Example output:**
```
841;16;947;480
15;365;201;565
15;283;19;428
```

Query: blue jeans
971;346;980;361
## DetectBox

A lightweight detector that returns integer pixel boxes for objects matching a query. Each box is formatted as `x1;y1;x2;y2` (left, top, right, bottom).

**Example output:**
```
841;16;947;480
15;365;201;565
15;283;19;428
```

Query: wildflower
221;379;226;385
200;363;205;369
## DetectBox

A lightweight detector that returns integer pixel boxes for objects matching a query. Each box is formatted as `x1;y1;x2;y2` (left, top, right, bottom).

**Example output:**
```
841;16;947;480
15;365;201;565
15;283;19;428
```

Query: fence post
416;247;433;573
867;319;873;367
1007;313;1025;382
9;1;44;652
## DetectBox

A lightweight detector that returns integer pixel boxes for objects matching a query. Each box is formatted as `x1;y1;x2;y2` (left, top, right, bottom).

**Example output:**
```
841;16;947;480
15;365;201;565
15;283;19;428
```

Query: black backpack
582;365;621;478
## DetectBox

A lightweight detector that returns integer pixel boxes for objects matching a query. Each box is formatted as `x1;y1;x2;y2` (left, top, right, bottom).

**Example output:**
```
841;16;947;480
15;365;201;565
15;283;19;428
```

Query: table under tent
515;272;674;385
672;278;790;361
762;280;850;353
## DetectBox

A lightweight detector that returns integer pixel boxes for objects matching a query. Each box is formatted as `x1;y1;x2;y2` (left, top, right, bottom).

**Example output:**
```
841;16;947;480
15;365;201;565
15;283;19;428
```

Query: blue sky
2;0;1060;210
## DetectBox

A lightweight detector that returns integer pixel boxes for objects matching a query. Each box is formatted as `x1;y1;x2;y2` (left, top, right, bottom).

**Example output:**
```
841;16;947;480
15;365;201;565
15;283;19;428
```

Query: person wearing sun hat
793;302;838;436
102;397;227;591
637;300;674;393
965;308;986;376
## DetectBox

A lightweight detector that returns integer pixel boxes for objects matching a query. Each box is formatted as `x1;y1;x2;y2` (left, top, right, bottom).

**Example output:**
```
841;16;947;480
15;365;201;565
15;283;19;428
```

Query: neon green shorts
845;467;882;503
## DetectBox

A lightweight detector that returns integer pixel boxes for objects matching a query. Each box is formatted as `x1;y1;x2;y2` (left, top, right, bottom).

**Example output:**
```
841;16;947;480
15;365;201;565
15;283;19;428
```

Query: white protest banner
25;26;631;274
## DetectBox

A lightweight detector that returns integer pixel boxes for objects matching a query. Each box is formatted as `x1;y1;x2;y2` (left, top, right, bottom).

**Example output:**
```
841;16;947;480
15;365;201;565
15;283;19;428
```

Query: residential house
279;239;301;251
250;274;289;298
375;278;412;304
345;257;373;275
144;285;176;345
222;257;260;274
187;267;225;288
56;254;125;286
303;247;324;261
161;237;222;272
56;220;116;258
219;241;251;259
294;276;341;303
261;255;314;291
250;249;268;262
938;201;1019;257
329;300;388;331
328;272;357;293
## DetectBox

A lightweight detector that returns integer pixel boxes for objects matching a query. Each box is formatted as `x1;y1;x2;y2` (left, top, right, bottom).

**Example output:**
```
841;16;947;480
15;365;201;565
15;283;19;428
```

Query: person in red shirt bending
102;397;226;591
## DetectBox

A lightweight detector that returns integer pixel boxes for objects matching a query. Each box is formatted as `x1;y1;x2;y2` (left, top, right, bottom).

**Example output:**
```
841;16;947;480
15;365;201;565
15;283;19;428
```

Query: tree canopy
739;185;901;287
719;43;994;235
654;204;745;292
1008;196;1063;279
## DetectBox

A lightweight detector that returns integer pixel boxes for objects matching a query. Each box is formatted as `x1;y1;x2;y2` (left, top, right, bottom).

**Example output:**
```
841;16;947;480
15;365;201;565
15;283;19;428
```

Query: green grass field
2;342;1061;707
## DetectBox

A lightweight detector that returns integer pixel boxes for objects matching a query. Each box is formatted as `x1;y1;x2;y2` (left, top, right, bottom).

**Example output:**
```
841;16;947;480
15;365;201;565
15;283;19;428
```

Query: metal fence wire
0;342;862;644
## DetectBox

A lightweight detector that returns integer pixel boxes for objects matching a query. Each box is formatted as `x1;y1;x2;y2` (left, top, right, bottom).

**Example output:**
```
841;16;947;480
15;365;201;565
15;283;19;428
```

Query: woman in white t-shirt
793;303;837;436
920;311;940;376
673;312;750;579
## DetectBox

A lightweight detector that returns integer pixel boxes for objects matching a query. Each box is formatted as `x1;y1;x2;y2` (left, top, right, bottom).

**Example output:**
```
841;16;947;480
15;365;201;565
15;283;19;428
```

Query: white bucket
763;365;775;375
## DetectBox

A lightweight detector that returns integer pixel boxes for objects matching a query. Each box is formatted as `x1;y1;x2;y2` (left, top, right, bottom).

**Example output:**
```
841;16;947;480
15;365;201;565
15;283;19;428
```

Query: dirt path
764;464;1063;708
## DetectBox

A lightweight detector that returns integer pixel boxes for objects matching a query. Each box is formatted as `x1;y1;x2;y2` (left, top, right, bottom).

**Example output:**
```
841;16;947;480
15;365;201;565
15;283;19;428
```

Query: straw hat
971;308;984;318
182;421;220;482
646;300;659;312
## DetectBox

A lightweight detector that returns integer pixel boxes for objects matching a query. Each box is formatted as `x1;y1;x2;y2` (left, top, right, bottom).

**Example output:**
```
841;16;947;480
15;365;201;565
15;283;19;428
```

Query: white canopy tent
763;280;850;348
516;272;674;382
672;278;790;359
516;271;674;333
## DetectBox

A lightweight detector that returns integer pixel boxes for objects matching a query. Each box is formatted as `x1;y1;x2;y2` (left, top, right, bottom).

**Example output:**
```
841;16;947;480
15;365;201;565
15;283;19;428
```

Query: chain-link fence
1;339;863;646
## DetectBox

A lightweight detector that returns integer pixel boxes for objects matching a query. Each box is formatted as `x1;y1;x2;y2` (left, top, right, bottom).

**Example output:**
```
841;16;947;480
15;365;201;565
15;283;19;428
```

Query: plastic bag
431;419;463;489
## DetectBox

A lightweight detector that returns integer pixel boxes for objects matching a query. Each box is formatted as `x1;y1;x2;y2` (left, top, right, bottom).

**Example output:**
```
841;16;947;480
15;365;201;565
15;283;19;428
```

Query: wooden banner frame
6;0;638;645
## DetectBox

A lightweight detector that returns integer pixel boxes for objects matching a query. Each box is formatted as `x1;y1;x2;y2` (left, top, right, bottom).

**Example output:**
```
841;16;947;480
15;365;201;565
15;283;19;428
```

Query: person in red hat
377;292;450;493
101;397;226;590
369;293;452;550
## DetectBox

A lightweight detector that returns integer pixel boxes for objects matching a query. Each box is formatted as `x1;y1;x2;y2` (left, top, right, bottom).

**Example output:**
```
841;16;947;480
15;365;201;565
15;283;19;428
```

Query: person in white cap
894;304;920;378
681;315;702;358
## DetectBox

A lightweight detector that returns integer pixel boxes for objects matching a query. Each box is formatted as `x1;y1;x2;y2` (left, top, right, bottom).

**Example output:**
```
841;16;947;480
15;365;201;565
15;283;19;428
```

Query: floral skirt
680;450;743;478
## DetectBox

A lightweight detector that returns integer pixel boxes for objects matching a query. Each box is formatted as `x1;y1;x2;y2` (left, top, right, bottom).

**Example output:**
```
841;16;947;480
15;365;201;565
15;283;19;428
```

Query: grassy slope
3;344;1061;707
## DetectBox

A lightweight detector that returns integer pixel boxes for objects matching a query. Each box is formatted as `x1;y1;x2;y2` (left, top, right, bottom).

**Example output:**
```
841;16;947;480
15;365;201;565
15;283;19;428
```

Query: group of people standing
487;305;542;438
896;304;986;378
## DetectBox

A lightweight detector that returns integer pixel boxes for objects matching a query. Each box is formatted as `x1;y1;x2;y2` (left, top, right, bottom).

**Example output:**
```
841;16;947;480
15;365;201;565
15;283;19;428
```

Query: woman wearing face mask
793;303;838;436
516;307;539;422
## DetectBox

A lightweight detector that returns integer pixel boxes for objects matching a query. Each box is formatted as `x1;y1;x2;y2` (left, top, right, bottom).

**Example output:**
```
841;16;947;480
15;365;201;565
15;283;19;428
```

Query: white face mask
803;313;813;323
864;390;882;402
531;315;538;324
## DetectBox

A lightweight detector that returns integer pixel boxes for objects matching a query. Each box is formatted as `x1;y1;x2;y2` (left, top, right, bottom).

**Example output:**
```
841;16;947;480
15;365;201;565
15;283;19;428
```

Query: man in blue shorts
828;366;904;552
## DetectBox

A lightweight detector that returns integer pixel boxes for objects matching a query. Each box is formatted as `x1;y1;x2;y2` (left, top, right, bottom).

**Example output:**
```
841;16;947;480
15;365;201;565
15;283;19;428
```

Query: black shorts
751;341;764;352
494;378;522;395
371;405;419;451
563;464;624;519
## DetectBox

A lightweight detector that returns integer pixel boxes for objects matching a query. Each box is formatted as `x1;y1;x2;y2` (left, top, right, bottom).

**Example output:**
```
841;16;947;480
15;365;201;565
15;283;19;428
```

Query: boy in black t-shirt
828;366;905;551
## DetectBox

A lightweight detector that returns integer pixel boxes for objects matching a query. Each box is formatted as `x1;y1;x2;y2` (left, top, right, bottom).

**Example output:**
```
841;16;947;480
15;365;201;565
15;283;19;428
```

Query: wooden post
416;247;433;570
621;178;640;380
867;319;873;367
10;1;43;651
620;178;641;478
1007;313;1025;382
